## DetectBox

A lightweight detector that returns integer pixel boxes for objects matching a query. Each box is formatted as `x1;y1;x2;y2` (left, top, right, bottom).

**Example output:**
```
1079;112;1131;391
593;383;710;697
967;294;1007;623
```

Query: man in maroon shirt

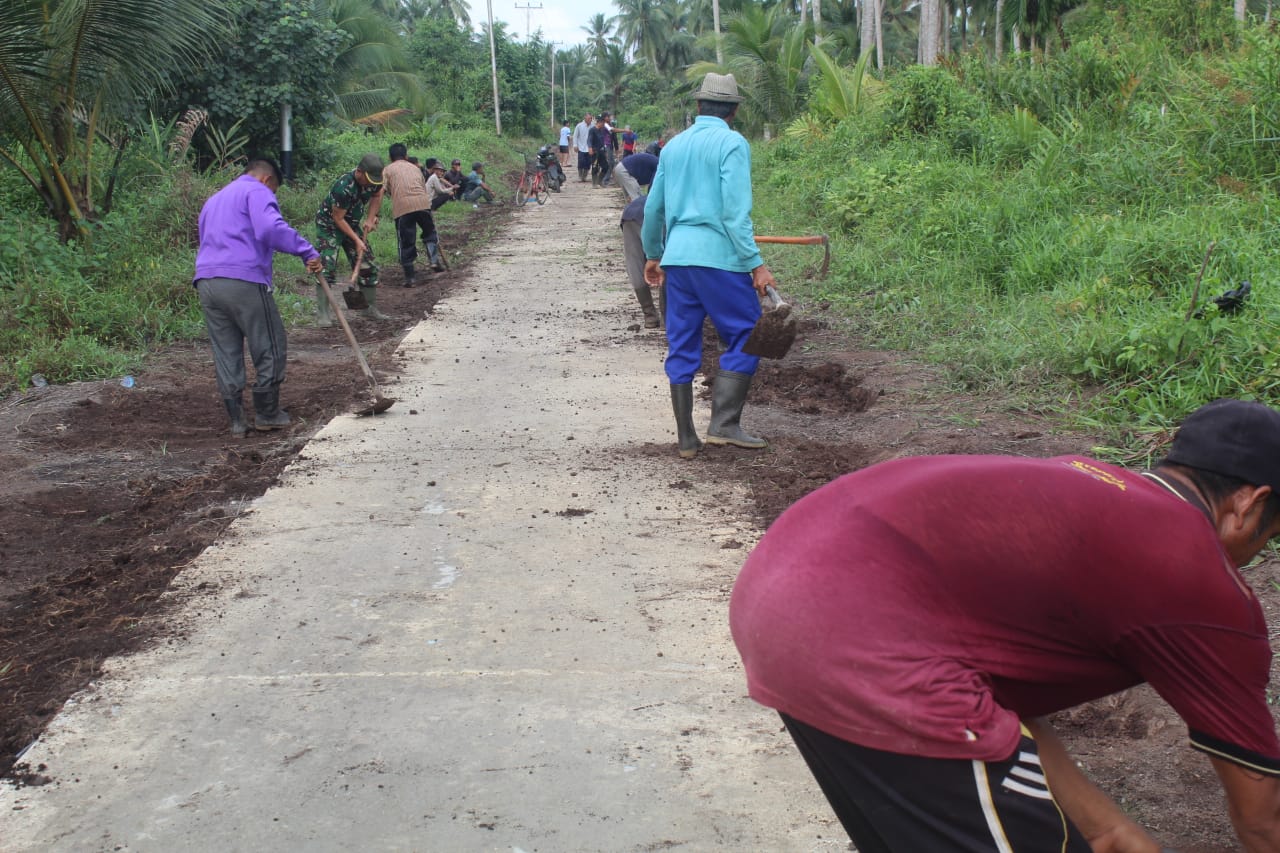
731;399;1280;852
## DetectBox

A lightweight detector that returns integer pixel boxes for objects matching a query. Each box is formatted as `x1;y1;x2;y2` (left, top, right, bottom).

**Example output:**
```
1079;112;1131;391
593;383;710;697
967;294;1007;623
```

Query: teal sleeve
641;164;666;260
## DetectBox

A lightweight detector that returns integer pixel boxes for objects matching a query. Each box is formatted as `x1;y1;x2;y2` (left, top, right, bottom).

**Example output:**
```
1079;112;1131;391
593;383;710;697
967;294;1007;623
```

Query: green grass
751;30;1280;436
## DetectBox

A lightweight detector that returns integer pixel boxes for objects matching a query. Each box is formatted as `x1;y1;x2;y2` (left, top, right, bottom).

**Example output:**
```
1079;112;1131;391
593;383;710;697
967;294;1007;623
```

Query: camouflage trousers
316;226;380;288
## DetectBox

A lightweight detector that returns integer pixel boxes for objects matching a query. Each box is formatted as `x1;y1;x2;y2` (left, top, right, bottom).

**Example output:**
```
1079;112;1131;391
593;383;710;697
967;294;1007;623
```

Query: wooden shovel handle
349;245;365;286
754;235;828;246
315;273;381;393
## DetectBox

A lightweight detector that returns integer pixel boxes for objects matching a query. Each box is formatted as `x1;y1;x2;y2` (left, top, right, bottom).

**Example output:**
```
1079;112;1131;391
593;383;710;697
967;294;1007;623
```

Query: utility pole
713;0;723;64
514;1;542;39
549;44;556;132
487;0;501;135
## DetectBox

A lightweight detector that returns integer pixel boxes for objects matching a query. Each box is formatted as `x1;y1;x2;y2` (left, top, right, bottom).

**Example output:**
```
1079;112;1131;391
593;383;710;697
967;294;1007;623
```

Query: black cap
1166;399;1280;491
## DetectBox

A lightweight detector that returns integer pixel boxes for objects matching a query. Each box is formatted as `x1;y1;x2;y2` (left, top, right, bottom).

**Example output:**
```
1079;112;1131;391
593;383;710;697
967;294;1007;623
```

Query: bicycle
515;158;550;206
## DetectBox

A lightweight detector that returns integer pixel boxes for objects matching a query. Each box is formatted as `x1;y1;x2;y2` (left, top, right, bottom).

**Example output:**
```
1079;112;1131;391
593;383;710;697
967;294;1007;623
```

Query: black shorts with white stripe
781;714;1092;853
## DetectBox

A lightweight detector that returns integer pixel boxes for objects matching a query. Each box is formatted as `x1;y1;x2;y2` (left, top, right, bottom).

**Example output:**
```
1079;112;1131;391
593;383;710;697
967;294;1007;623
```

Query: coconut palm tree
396;0;433;34
0;0;226;240
328;0;426;125
590;40;631;114
614;0;667;65
426;0;472;29
688;3;811;133
582;13;616;60
918;0;941;64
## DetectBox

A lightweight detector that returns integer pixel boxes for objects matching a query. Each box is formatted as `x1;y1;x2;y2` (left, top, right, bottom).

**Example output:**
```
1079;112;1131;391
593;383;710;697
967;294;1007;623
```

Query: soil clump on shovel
742;286;797;359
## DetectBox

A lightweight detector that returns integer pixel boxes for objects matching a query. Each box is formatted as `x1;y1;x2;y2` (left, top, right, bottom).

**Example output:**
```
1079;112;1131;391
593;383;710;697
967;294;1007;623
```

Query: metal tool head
355;393;395;416
742;286;798;360
342;287;368;310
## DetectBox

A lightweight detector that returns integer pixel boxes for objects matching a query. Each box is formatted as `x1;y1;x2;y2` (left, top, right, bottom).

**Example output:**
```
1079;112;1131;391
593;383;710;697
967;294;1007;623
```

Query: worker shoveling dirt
742;285;797;359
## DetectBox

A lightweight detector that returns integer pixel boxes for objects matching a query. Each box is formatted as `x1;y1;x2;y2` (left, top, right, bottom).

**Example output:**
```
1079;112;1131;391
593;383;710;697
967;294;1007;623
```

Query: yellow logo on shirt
1065;460;1127;491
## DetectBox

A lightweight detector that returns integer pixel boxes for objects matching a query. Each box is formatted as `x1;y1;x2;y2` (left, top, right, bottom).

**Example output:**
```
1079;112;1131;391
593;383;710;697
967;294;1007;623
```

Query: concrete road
1;181;838;851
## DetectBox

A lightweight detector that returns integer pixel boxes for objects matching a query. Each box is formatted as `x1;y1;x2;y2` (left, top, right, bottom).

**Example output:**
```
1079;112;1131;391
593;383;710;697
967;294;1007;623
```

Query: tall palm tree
587;39;630;114
859;0;885;69
918;0;940;64
396;0;432;34
426;0;472;29
614;0;668;65
0;0;226;240
582;13;616;60
652;0;697;74
328;0;426;124
689;4;810;133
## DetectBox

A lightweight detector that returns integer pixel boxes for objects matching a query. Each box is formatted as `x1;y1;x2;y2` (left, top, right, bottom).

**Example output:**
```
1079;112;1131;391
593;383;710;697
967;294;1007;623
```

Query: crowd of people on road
190;73;1280;853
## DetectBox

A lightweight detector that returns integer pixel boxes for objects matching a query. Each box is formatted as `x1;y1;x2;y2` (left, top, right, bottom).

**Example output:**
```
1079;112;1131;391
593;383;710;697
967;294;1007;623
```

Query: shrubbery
753;21;1280;427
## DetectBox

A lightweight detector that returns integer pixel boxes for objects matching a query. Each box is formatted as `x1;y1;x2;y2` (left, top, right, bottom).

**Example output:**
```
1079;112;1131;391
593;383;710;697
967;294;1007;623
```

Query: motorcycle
537;147;566;192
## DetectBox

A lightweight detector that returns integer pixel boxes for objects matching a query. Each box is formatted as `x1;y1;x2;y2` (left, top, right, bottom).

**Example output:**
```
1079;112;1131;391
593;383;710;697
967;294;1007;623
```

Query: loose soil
2;214;1275;850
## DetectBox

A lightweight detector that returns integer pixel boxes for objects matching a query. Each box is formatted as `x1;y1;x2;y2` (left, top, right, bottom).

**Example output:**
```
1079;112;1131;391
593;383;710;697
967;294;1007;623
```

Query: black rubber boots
670;384;702;459
252;388;291;431
705;371;767;449
223;395;248;438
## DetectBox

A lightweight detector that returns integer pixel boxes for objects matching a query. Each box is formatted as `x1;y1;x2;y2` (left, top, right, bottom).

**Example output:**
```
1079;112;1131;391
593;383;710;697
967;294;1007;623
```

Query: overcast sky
465;0;613;49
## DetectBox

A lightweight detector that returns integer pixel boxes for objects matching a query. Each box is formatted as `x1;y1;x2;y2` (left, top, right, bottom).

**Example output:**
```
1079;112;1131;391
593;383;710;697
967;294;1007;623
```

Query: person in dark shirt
587;115;611;188
434;159;466;210
612;152;658;202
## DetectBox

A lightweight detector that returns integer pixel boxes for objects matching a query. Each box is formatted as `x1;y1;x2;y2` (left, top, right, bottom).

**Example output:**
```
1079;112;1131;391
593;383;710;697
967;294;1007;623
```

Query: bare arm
1024;718;1160;852
362;188;383;232
330;205;367;253
1211;755;1280;852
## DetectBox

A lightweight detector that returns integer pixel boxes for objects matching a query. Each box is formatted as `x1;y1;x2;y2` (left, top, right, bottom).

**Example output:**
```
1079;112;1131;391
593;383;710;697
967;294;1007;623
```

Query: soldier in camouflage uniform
314;153;387;323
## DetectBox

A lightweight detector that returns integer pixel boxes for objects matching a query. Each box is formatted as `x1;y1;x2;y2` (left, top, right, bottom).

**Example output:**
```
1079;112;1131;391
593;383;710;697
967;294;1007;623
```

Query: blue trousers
663;266;762;384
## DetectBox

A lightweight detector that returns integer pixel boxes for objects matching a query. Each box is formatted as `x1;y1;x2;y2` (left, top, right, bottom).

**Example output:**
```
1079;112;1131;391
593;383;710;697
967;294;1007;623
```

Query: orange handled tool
754;234;830;278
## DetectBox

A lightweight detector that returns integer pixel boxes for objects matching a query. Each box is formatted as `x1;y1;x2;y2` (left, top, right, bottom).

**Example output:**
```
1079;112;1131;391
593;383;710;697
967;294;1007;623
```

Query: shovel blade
342;287;368;310
742;306;797;359
355;394;395;416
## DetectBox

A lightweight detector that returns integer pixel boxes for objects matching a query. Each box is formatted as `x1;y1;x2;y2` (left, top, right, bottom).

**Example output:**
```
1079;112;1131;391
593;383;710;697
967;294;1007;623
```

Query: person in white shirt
558;122;572;168
572;113;593;182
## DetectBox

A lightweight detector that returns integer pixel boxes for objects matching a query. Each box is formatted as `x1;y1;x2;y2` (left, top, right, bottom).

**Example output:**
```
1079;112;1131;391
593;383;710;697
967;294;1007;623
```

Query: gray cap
694;72;744;104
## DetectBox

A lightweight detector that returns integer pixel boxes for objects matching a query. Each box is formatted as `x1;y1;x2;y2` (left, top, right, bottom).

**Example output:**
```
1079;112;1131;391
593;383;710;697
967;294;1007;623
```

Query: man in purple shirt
194;158;322;438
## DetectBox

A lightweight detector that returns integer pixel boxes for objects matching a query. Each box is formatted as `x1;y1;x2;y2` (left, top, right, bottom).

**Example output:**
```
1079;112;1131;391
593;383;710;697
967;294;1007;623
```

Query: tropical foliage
0;0;227;239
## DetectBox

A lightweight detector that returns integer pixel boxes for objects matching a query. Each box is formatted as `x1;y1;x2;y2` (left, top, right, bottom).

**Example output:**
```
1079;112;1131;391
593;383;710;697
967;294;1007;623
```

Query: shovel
341;245;369;310
742;285;797;360
314;273;396;415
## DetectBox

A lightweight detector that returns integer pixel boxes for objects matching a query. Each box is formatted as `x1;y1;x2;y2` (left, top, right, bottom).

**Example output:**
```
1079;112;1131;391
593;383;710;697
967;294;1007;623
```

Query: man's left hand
362;218;377;234
644;260;665;288
305;257;323;274
751;264;776;296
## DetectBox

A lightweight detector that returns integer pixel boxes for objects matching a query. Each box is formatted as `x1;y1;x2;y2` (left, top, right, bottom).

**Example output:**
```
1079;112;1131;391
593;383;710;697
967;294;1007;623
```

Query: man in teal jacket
642;73;777;459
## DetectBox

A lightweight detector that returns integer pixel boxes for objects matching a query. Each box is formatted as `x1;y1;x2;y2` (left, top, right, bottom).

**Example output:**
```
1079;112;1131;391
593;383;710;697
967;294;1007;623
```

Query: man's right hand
353;237;368;255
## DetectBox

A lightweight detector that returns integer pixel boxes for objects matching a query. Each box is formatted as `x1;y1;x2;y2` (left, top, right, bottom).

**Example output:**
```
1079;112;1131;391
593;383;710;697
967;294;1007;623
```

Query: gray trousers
196;277;287;399
622;219;666;319
613;162;644;201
